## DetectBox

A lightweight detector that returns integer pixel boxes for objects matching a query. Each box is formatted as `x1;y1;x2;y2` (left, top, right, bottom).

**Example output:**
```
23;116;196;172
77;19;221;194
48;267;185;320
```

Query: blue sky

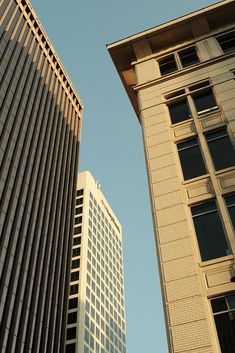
30;1;218;352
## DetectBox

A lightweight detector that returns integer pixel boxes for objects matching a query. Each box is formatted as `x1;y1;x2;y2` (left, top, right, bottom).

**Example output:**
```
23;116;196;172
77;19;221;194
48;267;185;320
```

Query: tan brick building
107;1;235;352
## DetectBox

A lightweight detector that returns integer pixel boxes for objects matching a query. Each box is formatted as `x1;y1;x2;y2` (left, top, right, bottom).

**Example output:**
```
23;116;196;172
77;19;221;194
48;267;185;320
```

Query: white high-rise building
66;172;126;353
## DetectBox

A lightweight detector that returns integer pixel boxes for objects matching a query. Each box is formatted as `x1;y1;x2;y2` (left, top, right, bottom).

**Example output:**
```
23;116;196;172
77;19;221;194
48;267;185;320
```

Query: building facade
0;1;83;352
66;172;126;353
108;1;235;353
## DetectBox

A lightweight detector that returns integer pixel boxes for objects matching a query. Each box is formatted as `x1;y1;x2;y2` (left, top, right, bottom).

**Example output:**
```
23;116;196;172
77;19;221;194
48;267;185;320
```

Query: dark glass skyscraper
0;1;83;352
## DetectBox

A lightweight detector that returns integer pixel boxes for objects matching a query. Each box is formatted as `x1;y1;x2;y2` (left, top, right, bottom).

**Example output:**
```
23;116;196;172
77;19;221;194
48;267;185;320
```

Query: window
225;194;235;230
211;294;235;353
67;327;76;340
75;207;83;215
76;188;84;197
179;47;199;68
85;313;90;327
72;247;81;257
74;226;82;235
95;342;100;353
205;128;235;171
71;271;79;282
191;201;231;261
67;312;77;325
68;297;78;309
192;88;218;115
159;55;177;76
167;81;217;124
75;216;82;225
168;98;191;124
84;330;89;344
159;46;199;76
76;198;83;206
70;284;79;295
73;236;81;246
84;345;90;353
66;343;76;353
71;259;80;269
217;31;235;54
177;138;207;180
90;335;94;350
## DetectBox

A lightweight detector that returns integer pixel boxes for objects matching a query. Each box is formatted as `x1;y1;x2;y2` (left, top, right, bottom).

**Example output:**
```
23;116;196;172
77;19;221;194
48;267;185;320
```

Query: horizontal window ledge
182;174;210;185
199;254;234;268
170;117;194;128
214;166;235;176
134;52;235;92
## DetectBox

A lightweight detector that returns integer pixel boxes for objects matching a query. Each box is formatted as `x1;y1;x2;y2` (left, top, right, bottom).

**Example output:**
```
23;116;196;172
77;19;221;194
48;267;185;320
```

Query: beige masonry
108;1;235;353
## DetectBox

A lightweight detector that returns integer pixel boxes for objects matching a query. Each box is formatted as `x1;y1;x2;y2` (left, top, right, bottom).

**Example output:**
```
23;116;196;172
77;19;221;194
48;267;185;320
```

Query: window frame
191;88;218;116
168;97;192;125
205;128;235;171
217;31;235;54
158;54;178;76
191;200;231;262
166;80;219;125
178;46;199;68
211;293;235;353
224;194;235;231
158;45;200;77
177;137;207;180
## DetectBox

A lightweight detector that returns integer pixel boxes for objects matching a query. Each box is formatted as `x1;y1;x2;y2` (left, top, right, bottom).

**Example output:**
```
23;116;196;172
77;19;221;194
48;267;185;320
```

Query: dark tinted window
189;81;210;92
217;32;235;53
70;284;79;295
84;329;89;344
66;343;76;353
73;236;81;246
179;47;199;68
191;201;231;261
225;194;235;230
75;216;82;224
72;247;81;257
74;226;82;235
67;327;76;340
71;259;80;269
68;297;78;309
193;89;217;114
159;55;177;76
76;189;84;197
205;129;235;171
71;271;79;282
211;294;235;353
168;99;191;124
75;207;83;215
67;312;77;325
177;138;207;180
76;198;83;206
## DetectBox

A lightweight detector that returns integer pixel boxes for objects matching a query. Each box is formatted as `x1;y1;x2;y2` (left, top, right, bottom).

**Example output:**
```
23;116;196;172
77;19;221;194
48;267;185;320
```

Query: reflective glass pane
227;295;235;311
168;99;191;124
225;195;235;230
177;138;207;180
218;32;235;53
67;327;76;340
179;47;199;67
214;312;235;353
66;343;76;353
211;297;227;313
193;89;217;114
192;204;231;261
206;130;235;171
159;55;177;76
